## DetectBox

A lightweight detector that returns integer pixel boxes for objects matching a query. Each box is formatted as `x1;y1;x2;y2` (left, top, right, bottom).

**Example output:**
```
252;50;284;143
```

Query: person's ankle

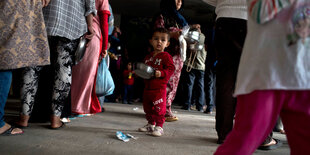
50;115;62;128
0;123;11;133
17;114;30;126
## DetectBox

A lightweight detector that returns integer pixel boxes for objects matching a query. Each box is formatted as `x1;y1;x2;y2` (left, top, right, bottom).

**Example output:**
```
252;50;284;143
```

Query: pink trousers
214;90;310;155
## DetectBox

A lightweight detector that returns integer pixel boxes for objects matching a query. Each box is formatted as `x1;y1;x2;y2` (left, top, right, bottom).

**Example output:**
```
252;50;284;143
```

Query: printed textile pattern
21;66;43;115
0;0;50;70
166;55;183;116
50;38;79;116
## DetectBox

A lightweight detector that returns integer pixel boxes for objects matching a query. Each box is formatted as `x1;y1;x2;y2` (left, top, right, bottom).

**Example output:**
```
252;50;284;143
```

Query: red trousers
215;90;310;155
143;89;166;127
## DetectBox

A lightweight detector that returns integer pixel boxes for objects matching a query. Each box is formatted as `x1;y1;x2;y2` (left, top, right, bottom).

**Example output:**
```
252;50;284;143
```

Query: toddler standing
122;62;134;104
138;28;175;137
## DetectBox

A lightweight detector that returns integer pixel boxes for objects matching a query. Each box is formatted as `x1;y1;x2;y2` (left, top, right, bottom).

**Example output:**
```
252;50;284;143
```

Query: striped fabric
249;0;291;24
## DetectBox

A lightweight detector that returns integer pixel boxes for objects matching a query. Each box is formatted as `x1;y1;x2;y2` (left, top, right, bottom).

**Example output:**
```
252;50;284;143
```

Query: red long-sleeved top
144;51;175;90
123;70;135;85
98;10;109;52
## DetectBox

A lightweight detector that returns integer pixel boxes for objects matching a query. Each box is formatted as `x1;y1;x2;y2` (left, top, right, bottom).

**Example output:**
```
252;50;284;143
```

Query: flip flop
258;139;282;150
50;122;65;130
165;116;179;122
0;126;24;136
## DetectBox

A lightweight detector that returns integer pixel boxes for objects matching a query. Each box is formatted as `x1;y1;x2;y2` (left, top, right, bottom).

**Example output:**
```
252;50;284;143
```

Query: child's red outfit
123;70;134;85
122;70;134;104
143;51;175;127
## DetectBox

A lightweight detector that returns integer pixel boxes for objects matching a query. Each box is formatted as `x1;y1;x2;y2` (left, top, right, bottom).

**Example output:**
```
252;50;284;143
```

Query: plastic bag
116;131;138;142
96;57;115;97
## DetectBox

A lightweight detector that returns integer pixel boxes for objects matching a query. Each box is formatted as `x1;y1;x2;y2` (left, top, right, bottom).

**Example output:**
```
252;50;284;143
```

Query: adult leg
0;71;12;128
166;56;183;116
71;34;101;114
214;18;246;143
98;96;105;112
16;66;42;127
215;48;238;143
50;37;78;128
182;68;195;110
166;82;174;117
274;117;285;134
280;91;310;155
165;83;178;121
0;70;23;135
214;90;283;155
194;69;205;112
204;68;215;113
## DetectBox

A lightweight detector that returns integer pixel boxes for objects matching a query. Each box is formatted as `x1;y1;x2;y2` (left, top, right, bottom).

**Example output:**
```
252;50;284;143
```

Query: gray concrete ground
1;100;289;155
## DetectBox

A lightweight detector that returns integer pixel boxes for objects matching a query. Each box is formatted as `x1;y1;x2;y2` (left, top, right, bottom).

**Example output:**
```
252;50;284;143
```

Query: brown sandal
165;116;178;122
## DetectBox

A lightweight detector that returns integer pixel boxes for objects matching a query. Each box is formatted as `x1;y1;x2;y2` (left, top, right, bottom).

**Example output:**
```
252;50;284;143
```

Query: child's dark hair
152;27;170;40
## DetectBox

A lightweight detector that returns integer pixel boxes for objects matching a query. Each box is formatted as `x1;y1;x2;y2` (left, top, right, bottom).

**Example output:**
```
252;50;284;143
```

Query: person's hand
109;53;118;60
41;0;50;7
155;70;161;78
191;24;201;33
85;26;95;40
101;50;108;58
85;14;95;40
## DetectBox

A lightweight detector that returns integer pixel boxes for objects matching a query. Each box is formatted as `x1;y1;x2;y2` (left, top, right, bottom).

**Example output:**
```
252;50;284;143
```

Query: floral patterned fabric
166;55;183;116
0;0;50;70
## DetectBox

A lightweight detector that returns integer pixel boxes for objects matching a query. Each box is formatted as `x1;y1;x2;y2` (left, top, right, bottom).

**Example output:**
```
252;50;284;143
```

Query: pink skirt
71;35;102;114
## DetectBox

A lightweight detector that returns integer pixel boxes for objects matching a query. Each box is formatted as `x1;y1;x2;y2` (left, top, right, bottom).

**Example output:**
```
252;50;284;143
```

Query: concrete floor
1;100;289;155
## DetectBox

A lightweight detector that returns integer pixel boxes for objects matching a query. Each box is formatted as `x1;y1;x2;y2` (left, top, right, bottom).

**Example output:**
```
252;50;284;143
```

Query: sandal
0;126;24;136
50;122;65;130
165;116;178;122
60;118;71;123
258;138;282;150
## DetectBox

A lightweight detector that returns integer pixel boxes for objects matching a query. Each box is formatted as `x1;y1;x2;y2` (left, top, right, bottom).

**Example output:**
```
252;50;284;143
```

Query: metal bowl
189;43;204;51
133;62;155;79
185;31;200;44
75;37;88;65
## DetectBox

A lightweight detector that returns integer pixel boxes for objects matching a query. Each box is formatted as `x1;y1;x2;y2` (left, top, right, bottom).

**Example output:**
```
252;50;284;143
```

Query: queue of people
1;0;310;154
